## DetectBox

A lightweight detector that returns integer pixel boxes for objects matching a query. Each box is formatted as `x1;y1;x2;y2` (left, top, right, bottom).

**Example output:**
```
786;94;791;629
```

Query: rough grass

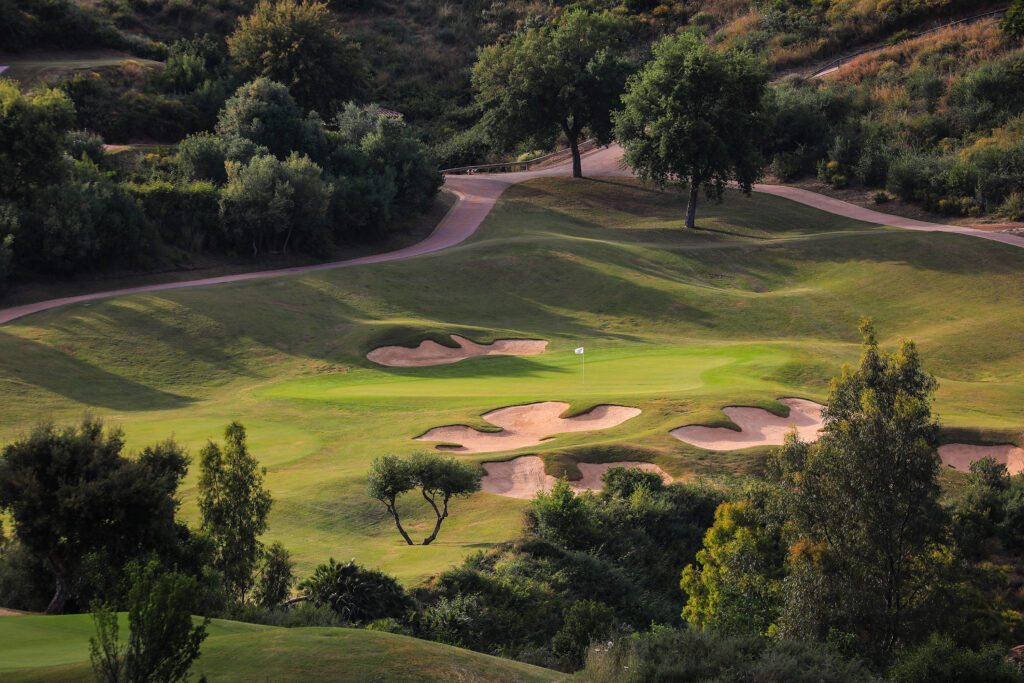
0;615;562;682
0;177;1021;583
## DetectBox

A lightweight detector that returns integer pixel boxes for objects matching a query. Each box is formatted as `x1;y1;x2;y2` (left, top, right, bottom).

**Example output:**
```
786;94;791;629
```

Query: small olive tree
368;453;482;545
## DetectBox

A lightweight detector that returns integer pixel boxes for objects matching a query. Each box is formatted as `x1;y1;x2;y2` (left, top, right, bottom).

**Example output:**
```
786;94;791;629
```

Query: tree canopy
197;422;273;602
0;79;75;200
472;10;633;177
615;32;768;228
0;420;188;613
368;452;481;546
228;0;369;115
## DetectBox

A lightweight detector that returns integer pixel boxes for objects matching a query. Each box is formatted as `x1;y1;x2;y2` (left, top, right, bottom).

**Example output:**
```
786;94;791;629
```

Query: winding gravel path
0;144;1020;325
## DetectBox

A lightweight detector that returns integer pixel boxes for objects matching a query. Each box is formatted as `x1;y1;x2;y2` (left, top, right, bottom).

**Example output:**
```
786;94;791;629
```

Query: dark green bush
890;633;1024;683
298;558;411;624
128;179;222;251
577;626;876;682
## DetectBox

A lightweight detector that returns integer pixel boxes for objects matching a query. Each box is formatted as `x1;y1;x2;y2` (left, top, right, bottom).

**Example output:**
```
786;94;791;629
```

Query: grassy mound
0;614;561;681
1;177;1021;581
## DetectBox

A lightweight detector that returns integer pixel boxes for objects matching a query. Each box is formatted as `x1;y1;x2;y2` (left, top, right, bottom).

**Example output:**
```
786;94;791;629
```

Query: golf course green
1;176;1022;582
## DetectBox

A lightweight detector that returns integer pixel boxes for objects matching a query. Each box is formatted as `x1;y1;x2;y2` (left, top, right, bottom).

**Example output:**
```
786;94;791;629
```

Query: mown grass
0;615;562;681
0;177;1021;583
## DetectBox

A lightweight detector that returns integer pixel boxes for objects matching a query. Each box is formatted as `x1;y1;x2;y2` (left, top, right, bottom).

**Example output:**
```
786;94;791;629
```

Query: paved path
0;144;1020;325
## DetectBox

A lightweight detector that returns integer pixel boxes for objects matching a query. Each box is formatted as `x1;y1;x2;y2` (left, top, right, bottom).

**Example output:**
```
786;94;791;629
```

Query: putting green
1;177;1022;582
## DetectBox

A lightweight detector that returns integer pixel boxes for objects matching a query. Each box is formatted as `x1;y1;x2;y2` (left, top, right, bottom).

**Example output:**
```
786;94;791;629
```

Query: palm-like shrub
298;558;410;623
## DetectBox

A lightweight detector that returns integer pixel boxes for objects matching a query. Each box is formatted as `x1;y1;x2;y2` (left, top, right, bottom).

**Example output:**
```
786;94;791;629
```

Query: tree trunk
420;490;444;546
387;502;414;545
685;182;699;229
46;561;70;615
421;513;445;546
569;133;582;179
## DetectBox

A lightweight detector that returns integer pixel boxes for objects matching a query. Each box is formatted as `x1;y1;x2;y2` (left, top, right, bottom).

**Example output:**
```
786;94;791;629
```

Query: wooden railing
811;7;1010;78
442;139;597;174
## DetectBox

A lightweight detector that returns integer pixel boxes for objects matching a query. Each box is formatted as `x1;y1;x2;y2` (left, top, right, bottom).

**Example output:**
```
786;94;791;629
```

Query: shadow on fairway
366;354;572;379
0;331;193;411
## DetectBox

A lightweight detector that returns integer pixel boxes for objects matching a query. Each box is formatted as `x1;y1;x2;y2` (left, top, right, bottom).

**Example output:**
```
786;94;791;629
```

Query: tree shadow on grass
365;354;572;379
0;331;193;411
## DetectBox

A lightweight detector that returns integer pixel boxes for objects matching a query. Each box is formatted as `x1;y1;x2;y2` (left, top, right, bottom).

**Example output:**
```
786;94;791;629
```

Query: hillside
0;614;562;681
1;174;1020;582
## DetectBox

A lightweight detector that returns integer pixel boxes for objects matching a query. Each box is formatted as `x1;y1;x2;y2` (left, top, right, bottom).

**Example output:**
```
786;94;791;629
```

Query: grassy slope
0;615;561;682
0;177;1021;582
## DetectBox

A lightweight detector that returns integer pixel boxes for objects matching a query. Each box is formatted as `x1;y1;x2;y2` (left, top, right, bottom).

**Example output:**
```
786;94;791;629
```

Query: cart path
1;144;1020;325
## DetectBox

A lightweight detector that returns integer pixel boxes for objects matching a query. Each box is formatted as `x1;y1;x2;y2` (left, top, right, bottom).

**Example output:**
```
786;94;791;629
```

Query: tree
253;541;294;608
367;455;416;545
0;421;187;614
298;557;410;622
1002;0;1024;41
614;33;768;228
367;453;482;546
219;152;333;256
408;452;483;545
472;10;633;178
215;78;324;159
767;320;944;661
0;78;75;200
228;0;369;114
680;490;786;638
90;561;209;683
197;422;273;602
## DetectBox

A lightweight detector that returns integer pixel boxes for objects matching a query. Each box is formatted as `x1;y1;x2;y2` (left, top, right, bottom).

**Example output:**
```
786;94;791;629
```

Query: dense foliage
473;10;634;177
616;31;769;228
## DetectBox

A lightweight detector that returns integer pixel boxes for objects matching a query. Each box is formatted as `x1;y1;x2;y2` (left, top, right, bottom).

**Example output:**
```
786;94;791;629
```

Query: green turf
1;176;1022;583
0;615;562;681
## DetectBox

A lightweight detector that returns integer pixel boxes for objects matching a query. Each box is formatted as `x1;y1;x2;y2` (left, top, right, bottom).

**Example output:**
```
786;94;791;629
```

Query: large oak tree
0;421;187;613
472;10;633;178
615;33;768;228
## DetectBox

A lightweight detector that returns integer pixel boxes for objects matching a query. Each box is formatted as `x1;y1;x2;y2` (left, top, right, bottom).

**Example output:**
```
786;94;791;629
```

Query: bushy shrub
551;599;615;669
65;130;105;164
14;161;158;274
890;633;1024;683
215;78;325;160
1000;192;1024;220
128;179;221;251
298;558;411;623
578;626;875;682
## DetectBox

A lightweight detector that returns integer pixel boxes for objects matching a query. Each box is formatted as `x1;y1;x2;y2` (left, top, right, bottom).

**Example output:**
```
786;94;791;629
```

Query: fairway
0;615;562;681
1;176;1022;582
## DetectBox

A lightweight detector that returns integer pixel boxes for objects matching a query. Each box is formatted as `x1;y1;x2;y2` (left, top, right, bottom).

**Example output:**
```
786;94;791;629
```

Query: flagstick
582;350;585;385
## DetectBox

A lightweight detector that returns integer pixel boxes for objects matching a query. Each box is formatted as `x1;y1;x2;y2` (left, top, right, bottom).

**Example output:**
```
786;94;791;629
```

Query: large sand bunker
938;443;1024;475
670;398;825;451
481;455;673;499
415;401;642;454
367;334;547;367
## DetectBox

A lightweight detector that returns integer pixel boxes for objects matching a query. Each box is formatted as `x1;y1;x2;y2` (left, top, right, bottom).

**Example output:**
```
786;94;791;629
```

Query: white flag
574;347;585;354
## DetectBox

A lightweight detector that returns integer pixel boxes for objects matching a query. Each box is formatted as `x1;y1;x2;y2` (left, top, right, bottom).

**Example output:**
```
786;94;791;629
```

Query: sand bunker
938;443;1024;476
415;401;642;454
367;334;547;367
481;455;673;499
670;398;825;451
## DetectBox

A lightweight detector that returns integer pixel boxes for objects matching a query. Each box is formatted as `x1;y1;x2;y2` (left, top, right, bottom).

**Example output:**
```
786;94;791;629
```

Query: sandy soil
670;398;825;451
367;334;547;367
0;607;22;615
938;443;1024;475
480;455;672;499
414;401;642;454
